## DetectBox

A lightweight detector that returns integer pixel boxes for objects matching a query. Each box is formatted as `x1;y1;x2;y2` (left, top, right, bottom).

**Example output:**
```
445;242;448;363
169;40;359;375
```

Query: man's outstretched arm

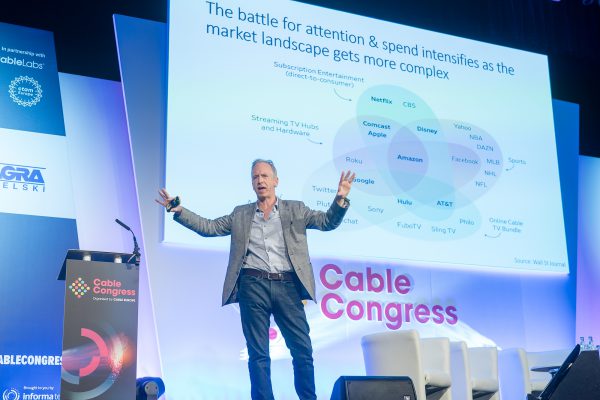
156;188;233;237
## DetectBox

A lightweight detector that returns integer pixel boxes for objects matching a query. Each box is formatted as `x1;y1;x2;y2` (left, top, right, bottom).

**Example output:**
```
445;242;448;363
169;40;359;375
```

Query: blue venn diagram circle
306;85;503;240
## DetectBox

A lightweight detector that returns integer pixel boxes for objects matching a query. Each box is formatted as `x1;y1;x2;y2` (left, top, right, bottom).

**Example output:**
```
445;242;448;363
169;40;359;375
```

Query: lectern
58;249;139;400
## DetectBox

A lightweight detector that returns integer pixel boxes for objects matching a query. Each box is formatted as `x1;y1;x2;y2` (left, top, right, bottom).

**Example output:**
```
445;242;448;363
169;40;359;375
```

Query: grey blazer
174;199;348;305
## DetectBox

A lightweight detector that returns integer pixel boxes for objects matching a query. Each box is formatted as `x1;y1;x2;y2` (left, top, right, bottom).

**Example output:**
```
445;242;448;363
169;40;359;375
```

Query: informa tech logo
0;163;45;192
3;386;57;400
2;388;19;400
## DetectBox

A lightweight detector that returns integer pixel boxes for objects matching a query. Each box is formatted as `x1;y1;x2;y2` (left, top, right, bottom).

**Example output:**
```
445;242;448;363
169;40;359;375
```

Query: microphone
115;218;141;266
115;218;131;231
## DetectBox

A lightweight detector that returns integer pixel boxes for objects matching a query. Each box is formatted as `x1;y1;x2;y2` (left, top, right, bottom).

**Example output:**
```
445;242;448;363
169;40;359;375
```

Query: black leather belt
242;268;295;281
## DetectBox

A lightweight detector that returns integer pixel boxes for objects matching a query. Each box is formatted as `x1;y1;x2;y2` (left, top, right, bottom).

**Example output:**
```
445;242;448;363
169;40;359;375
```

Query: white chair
361;330;452;400
450;343;500;400
468;347;500;400
499;347;571;400
422;337;453;400
498;348;528;400
450;341;473;400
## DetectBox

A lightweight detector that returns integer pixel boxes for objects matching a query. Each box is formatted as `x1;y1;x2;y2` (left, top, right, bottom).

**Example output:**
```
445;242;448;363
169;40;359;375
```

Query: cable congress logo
69;278;91;299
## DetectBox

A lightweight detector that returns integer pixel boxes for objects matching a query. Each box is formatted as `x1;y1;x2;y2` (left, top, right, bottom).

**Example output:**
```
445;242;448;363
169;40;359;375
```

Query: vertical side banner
0;22;78;400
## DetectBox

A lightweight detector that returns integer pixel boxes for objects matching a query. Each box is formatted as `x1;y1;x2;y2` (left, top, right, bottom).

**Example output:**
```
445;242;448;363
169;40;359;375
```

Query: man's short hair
251;159;277;177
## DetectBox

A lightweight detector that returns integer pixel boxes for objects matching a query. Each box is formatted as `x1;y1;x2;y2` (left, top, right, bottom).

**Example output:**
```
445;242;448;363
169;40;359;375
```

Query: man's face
252;162;279;200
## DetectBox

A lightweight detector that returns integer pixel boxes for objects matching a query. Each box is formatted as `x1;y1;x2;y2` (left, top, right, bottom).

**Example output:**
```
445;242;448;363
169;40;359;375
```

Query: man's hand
155;188;182;215
335;170;355;207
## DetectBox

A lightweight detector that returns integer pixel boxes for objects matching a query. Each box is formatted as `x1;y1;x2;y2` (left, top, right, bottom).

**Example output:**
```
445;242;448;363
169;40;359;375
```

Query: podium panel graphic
59;250;139;400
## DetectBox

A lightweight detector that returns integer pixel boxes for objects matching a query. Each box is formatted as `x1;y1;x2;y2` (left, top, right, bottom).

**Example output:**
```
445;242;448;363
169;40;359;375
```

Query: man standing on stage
156;159;355;400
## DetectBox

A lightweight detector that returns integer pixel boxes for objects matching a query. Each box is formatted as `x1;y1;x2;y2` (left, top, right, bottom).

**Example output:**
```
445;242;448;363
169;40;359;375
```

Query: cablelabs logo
8;76;43;107
0;55;44;70
2;389;19;400
0;163;46;192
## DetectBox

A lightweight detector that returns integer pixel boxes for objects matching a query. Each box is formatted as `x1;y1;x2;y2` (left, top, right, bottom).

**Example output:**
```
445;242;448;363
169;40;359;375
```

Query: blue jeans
238;272;316;400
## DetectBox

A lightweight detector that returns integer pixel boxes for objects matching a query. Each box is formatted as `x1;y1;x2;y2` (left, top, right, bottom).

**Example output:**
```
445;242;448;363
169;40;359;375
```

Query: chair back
362;330;426;400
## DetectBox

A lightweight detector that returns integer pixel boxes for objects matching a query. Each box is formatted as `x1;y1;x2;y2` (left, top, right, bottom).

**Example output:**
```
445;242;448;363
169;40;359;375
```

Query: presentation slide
165;0;568;272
